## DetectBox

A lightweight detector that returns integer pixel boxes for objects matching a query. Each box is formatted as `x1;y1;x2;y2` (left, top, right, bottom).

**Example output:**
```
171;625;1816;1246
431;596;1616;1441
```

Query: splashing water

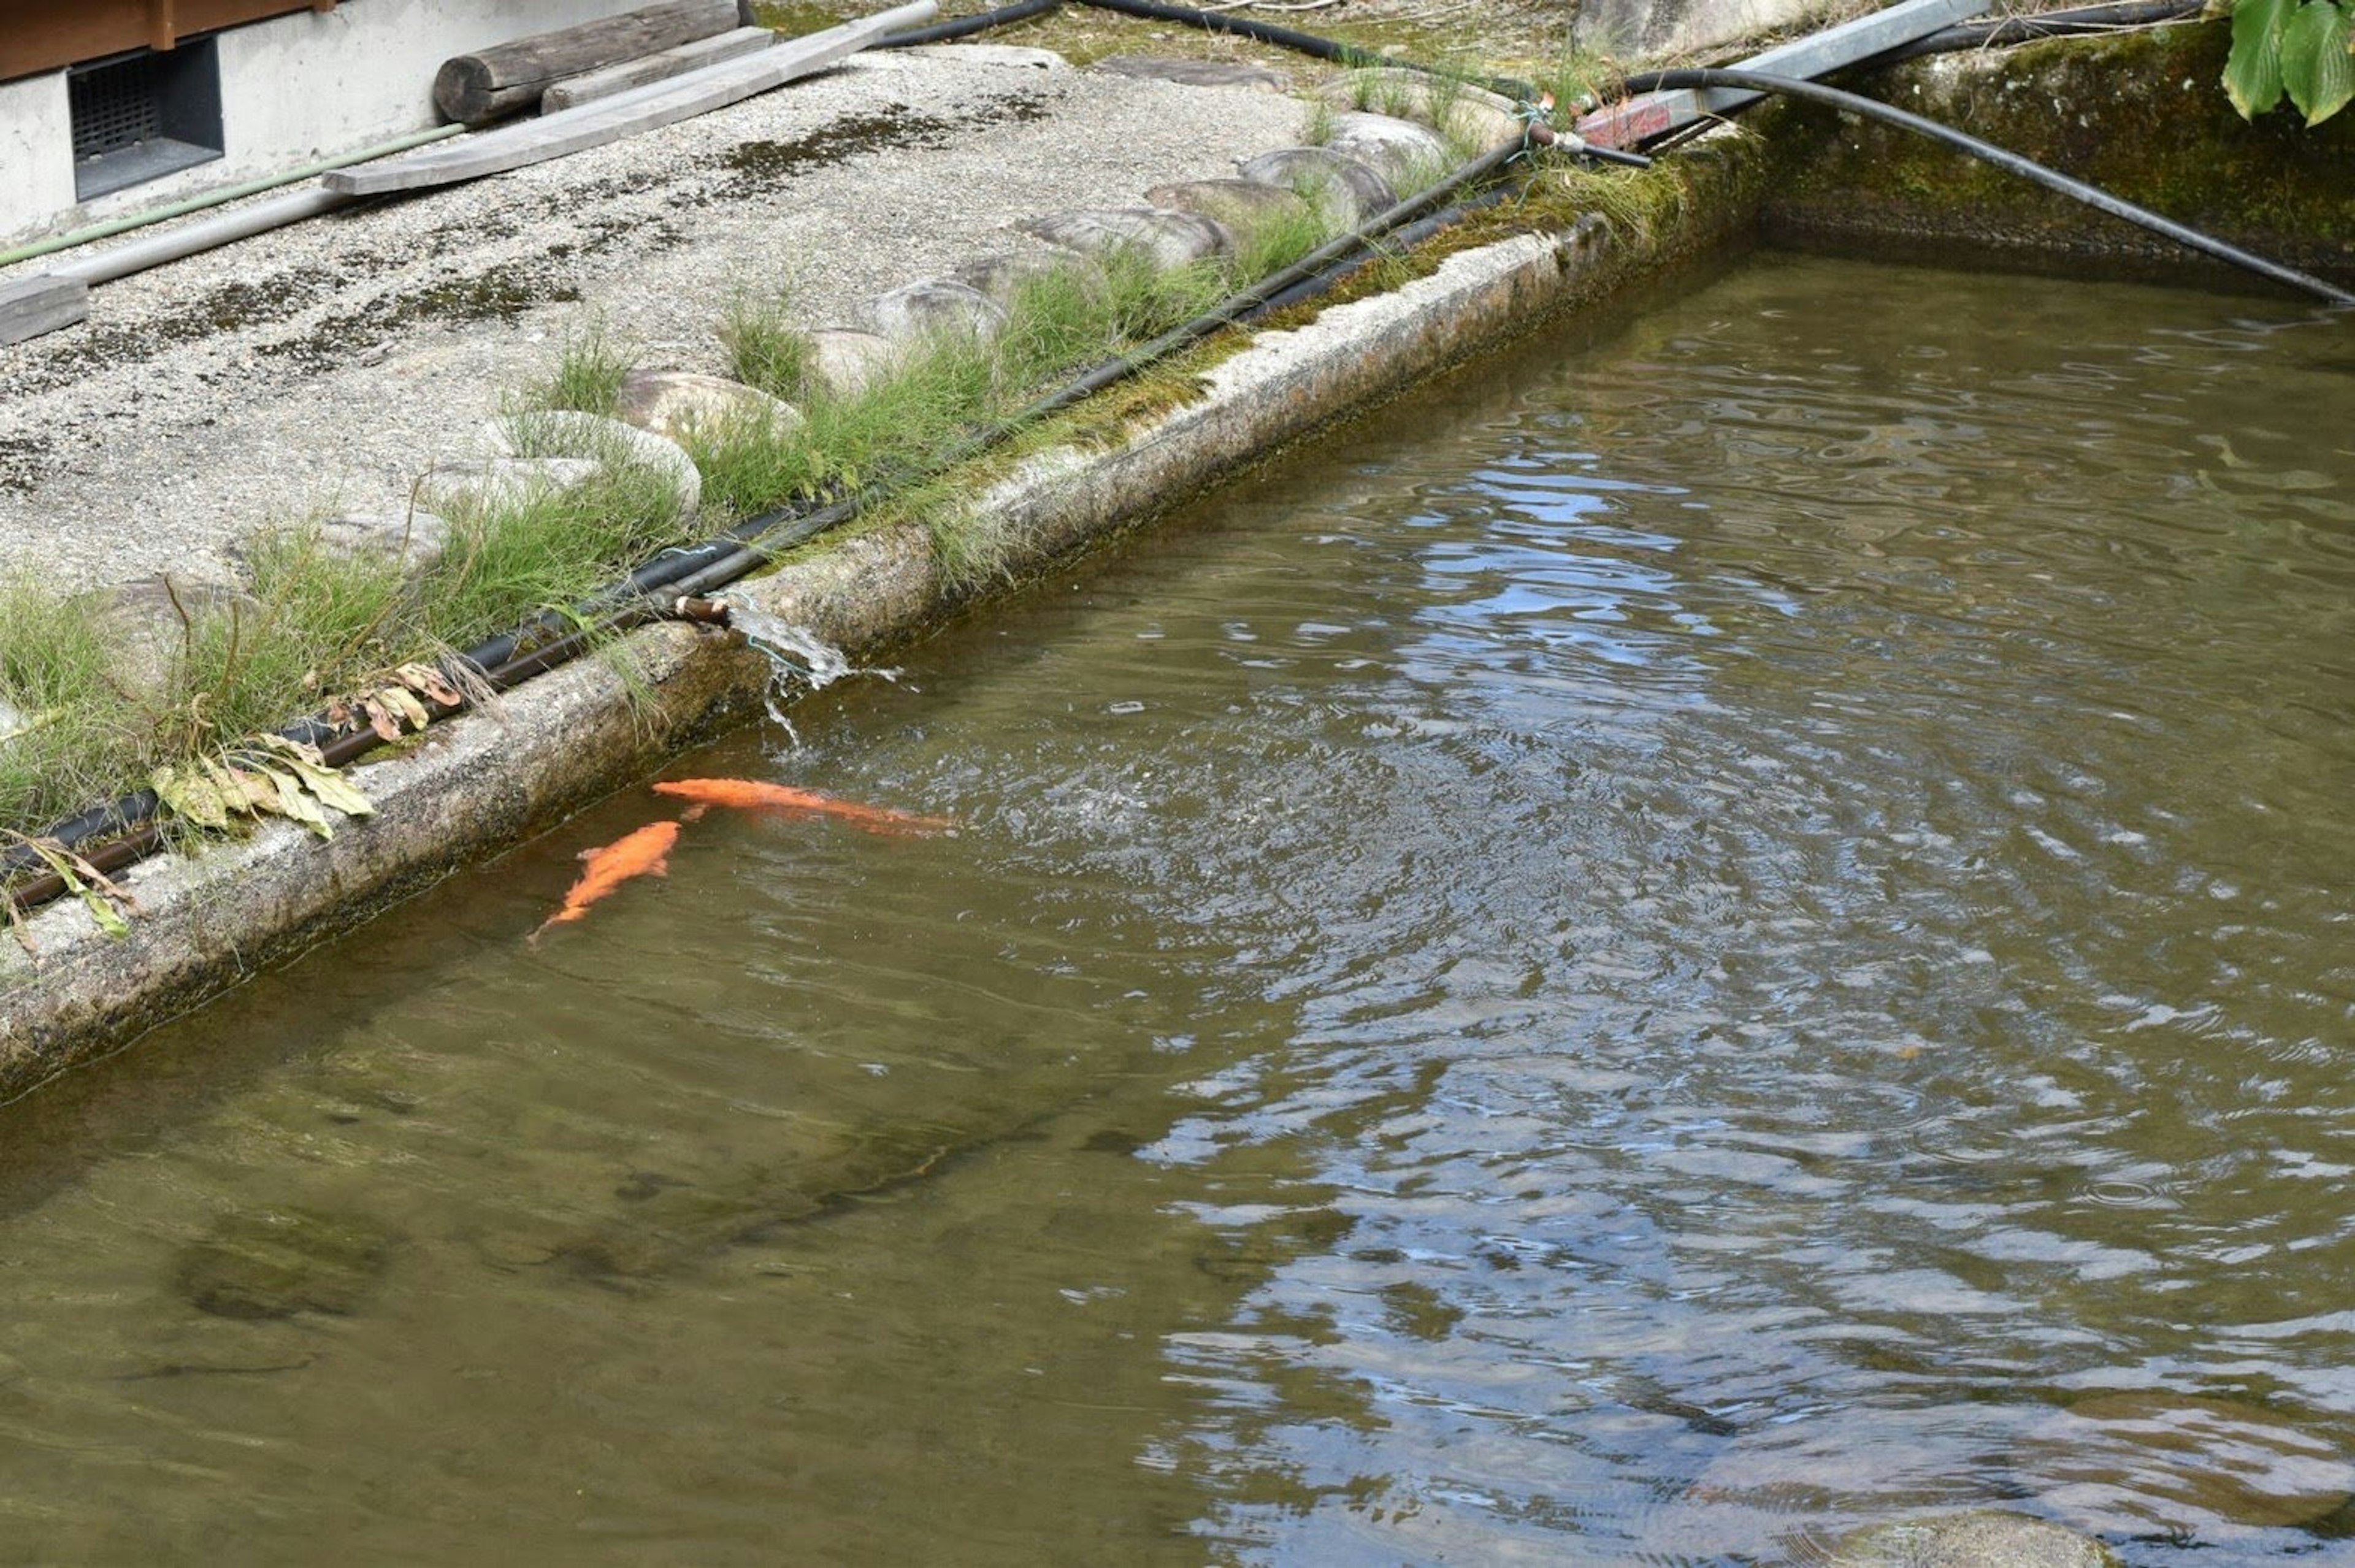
724;605;894;742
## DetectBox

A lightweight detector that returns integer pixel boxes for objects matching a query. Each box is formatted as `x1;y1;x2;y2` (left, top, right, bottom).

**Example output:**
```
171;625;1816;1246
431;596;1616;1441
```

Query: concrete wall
1;0;650;248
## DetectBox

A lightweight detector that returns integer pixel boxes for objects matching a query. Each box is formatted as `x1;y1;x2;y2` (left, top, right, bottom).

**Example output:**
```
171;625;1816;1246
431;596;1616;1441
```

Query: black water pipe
3;137;1540;909
1871;0;2204;65
878;0;1065;47
661;137;1533;604
1070;0;1534;99
1623;66;2355;305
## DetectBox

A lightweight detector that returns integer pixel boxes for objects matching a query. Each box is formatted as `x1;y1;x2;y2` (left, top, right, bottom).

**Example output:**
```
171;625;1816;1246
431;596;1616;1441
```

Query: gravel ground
0;43;1311;588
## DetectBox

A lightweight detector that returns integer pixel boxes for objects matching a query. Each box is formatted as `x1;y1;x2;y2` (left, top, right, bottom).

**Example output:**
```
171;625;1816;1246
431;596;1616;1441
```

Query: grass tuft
721;283;817;402
515;324;632;418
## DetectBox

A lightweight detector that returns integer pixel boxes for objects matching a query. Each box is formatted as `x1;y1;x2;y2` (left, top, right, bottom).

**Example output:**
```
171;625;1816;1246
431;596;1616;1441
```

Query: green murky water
4;254;2354;1564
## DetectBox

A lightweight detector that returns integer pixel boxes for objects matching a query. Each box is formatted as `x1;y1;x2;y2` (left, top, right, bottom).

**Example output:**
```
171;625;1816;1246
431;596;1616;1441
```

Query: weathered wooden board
1575;0;1989;147
434;0;741;124
0;273;90;348
543;26;777;114
330;0;938;197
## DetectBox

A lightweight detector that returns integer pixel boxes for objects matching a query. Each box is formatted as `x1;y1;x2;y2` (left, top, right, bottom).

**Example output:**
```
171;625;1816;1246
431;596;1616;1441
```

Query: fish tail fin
681;803;710;823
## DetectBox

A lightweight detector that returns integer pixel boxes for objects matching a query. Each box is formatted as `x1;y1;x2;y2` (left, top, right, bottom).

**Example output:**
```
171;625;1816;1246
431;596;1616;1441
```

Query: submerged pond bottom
1;253;2351;1564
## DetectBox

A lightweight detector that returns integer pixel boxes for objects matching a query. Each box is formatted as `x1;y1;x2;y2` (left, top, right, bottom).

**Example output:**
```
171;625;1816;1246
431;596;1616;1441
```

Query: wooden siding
0;0;337;82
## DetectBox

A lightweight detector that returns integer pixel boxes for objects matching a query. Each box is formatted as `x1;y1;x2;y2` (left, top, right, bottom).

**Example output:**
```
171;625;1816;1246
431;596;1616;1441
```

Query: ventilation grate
69;54;168;162
67;42;223;200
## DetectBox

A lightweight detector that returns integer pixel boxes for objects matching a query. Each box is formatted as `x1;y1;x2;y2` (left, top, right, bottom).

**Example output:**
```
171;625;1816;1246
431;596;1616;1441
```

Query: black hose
878;0;1065;47
660;138;1530;603
1623;66;2355;306
1071;0;1533;99
4;139;1536;900
1870;0;2203;66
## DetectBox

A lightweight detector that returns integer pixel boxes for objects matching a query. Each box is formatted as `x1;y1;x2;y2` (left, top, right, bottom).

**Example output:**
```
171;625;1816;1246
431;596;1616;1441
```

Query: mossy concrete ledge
0;140;1766;1097
1763;20;2355;286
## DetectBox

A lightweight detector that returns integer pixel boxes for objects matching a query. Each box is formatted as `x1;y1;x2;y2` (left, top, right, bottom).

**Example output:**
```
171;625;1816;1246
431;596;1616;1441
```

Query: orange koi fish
532;820;681;940
652;778;954;836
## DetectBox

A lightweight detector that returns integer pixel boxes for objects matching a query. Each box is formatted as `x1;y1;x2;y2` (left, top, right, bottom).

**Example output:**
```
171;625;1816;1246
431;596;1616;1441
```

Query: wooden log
543;26;775;114
0;273;90;348
331;1;937;197
433;0;741;126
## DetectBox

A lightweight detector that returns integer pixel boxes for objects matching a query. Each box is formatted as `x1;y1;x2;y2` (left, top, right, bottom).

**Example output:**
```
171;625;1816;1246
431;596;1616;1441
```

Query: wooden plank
0;273;90;348
433;0;741;124
1575;0;1989;147
0;0;326;82
543;26;776;114
328;0;936;197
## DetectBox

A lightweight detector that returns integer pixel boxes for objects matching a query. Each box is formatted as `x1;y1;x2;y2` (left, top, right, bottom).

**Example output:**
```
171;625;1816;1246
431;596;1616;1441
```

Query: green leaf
2226;0;2298;118
2282;0;2355;122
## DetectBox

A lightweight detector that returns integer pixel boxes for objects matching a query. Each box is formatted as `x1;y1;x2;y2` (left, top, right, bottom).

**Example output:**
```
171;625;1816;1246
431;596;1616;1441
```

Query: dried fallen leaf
394;662;464;709
151;763;232;832
9;834;137;938
378;686;432;733
252;736;374;820
359;695;404;744
247;760;332;839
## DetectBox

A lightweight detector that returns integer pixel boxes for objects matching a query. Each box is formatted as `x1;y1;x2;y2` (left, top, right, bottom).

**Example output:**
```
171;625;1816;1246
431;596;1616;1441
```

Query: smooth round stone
1019;207;1230;269
1325;110;1453;183
1314;68;1524;151
867;278;1009;345
488;410;701;519
1093;54;1287;91
614;369;800;444
416;456;605;516
83;573;261;706
231;510;451;584
1235;147;1397;220
805;328;899;399
1828;1510;2117;1567
1143;178;1312;236
951;251;1092;306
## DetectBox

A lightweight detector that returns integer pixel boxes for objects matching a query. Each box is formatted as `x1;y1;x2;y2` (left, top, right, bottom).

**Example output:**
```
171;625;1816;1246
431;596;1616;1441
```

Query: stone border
0;138;1766;1098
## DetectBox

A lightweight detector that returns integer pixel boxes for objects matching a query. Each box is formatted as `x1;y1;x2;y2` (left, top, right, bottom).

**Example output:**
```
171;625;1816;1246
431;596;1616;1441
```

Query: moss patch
1762;21;2355;284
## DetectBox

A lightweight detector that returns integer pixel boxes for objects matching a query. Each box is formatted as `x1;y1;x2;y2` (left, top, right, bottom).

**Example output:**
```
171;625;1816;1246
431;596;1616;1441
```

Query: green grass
0;575;142;833
424;461;694;649
513;324;632;418
1;143;1438;862
1532;47;1625;120
720;283;816;402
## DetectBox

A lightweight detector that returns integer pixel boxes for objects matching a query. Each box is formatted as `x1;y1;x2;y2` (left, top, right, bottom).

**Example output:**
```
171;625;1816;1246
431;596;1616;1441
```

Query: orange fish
652;778;954;836
531;820;681;940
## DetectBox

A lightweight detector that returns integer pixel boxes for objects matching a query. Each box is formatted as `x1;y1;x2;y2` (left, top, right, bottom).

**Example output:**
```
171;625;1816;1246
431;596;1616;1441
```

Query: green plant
720;284;816;400
514;323;632;417
426;461;692;647
2223;0;2354;124
0;575;141;830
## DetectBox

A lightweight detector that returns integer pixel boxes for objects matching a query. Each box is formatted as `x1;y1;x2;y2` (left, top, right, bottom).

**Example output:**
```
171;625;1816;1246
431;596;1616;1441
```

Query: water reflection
0;255;2351;1563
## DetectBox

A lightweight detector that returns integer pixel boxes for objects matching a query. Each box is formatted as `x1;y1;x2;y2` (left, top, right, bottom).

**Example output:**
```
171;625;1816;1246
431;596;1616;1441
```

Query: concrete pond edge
0;139;1765;1099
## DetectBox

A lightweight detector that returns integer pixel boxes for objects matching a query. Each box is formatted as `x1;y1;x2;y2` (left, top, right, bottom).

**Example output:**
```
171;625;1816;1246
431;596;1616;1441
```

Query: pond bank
7;12;2347;1092
0;127;1769;1096
1763;17;2355;286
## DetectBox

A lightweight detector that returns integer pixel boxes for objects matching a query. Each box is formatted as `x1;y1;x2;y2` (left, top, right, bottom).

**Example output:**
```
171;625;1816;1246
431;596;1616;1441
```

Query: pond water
3;253;2353;1564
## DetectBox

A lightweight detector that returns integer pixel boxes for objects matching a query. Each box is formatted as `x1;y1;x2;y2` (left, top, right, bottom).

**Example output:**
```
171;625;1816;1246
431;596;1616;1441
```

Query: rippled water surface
5;255;2354;1564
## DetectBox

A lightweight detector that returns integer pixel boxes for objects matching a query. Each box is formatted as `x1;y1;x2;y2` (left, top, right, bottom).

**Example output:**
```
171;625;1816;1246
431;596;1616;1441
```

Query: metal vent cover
69;53;168;161
67;40;224;201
